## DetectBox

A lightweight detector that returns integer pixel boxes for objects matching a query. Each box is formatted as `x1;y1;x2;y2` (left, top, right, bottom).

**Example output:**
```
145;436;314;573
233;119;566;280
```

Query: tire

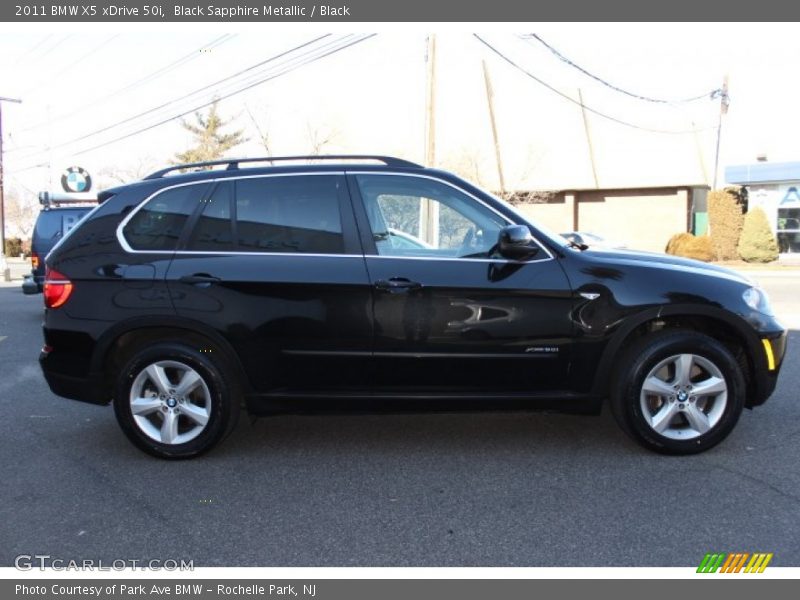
610;330;745;455
113;341;240;459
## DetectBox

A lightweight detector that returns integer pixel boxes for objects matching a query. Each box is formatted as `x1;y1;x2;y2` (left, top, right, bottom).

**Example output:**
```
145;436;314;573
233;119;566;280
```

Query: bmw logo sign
61;166;92;193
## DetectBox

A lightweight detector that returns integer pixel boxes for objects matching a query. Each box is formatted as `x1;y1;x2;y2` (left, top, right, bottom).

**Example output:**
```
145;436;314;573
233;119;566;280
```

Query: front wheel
611;330;745;455
113;342;240;459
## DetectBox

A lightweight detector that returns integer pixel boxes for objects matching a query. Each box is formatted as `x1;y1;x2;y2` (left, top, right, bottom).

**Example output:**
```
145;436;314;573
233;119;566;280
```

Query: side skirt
244;391;603;416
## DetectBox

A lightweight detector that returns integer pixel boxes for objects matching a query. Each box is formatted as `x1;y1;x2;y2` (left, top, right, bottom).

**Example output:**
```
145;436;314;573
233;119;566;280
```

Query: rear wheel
611;330;745;455
113;341;239;459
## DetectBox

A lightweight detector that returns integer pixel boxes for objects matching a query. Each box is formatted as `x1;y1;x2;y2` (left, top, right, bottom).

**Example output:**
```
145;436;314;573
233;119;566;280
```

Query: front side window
355;174;506;259
235;176;344;254
123;184;209;251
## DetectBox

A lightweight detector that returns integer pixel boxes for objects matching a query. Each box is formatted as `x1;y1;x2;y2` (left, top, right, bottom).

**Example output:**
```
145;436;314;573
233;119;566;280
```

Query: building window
777;207;800;253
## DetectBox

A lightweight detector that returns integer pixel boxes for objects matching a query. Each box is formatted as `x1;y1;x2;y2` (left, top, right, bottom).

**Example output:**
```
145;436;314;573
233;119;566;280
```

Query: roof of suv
145;155;423;179
101;155;431;199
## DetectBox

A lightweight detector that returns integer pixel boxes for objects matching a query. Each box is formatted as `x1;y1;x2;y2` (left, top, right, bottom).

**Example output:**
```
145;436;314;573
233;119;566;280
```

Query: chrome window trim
115;169;554;263
116;171;346;255
364;254;546;265
146;251;365;258
348;171;554;262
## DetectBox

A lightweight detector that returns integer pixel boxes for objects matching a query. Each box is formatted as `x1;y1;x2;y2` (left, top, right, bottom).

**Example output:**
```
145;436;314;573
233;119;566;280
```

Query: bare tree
440;147;487;187
245;104;272;156
98;157;159;188
4;187;37;240
306;123;339;155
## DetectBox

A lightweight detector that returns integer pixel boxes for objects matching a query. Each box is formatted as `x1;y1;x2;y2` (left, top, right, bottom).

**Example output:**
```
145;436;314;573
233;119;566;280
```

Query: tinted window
34;209;92;244
235;176;344;254
355;175;506;259
124;184;208;251
187;182;234;251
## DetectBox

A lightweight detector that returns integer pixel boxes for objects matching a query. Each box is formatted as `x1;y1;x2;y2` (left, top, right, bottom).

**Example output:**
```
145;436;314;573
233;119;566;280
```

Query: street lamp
0;95;23;282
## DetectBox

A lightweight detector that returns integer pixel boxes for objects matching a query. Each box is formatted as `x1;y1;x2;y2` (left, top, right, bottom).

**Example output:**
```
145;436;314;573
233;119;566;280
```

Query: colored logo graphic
697;552;773;573
781;186;800;205
61;166;92;193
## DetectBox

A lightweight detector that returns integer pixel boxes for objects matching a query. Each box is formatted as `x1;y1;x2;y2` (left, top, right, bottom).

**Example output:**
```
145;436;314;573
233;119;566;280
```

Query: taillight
44;267;73;309
31;253;40;270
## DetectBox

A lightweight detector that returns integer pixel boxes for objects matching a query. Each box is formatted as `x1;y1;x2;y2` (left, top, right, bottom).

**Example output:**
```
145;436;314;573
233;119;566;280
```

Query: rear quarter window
123;184;209;251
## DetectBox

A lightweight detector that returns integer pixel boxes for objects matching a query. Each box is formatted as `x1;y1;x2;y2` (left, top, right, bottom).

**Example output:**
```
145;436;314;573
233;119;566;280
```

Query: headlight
743;287;774;316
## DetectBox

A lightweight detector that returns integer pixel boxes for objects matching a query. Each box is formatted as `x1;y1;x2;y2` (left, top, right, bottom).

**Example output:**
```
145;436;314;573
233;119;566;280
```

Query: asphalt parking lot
0;273;798;567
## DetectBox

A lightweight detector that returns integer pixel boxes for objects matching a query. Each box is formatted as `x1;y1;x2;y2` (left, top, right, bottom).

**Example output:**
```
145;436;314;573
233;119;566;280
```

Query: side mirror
498;225;539;260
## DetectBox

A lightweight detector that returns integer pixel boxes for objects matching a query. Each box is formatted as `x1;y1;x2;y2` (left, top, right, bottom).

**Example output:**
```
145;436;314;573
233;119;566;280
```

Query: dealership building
726;161;800;255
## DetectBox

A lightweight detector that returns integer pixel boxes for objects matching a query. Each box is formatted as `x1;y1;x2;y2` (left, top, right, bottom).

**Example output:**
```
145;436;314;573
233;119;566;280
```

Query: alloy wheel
129;360;211;445
639;353;728;441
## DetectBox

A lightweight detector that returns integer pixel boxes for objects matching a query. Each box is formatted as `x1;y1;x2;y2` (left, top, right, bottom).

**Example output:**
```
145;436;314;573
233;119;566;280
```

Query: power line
20;35;121;97
474;34;716;135
15;34;376;169
521;33;718;104
111;34;235;97
14;34;236;134
69;35;375;158
26;34;74;64
17;35;53;62
13;34;335;160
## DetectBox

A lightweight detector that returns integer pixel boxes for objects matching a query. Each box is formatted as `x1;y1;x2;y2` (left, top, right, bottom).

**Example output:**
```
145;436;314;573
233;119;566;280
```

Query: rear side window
123;184;209;251
187;182;234;251
234;176;344;254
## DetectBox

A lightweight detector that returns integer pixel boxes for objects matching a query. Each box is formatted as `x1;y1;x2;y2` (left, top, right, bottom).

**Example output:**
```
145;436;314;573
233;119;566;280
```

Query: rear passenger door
167;173;373;394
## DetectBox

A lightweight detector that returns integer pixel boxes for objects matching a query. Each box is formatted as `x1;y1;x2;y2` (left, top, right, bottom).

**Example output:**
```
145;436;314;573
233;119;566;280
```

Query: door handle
374;278;423;293
179;273;221;288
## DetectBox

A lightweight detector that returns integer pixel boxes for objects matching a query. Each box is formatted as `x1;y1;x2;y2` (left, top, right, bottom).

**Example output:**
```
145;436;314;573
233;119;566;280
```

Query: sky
1;23;799;202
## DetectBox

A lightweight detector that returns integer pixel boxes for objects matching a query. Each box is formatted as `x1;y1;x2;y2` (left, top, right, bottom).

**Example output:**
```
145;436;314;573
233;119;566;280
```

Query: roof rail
144;155;424;180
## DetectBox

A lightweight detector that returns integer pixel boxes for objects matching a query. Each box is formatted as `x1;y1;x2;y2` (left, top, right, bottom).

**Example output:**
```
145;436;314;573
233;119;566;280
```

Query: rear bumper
22;275;42;294
39;349;110;406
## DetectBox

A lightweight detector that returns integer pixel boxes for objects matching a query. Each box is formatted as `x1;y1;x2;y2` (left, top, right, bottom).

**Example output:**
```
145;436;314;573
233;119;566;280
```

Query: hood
582;247;752;285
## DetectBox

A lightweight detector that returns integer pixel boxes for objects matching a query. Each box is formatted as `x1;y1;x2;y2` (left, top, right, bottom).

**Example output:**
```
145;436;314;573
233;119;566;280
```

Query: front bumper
748;329;788;407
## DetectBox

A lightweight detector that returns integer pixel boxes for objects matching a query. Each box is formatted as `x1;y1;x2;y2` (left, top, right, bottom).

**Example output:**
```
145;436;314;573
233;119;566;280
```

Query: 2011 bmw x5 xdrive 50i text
39;156;787;458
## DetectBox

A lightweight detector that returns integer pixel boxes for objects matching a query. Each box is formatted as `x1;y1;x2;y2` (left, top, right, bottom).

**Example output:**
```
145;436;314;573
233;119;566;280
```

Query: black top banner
4;0;800;22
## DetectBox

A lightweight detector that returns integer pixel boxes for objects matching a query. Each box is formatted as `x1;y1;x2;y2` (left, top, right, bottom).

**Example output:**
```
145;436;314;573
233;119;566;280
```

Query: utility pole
577;88;599;189
424;34;437;167
712;75;729;190
0;96;23;282
420;35;439;246
578;88;600;189
482;60;506;197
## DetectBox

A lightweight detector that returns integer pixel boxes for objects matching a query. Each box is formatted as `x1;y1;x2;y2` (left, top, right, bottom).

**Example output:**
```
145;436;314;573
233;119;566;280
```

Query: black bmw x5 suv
39;156;787;459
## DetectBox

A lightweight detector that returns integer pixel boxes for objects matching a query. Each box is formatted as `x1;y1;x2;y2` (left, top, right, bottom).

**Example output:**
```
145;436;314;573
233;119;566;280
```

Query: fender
89;315;253;393
589;303;767;398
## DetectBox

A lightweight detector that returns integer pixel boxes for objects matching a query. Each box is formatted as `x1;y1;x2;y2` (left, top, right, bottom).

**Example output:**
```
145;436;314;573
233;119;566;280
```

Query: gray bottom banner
4;580;797;600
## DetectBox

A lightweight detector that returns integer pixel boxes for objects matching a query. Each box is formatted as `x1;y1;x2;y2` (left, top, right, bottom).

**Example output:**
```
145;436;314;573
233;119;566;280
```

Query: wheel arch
592;305;763;407
91;316;251;401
